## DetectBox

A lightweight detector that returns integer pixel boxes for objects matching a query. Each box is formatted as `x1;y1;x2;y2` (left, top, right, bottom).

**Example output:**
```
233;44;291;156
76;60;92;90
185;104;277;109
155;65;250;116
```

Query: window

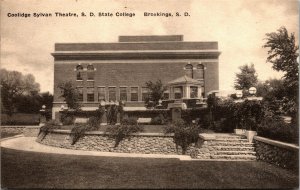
87;87;94;102
87;64;94;70
184;64;193;78
163;89;170;100
141;87;149;101
108;87;116;101
201;86;205;97
77;87;83;102
194;64;204;80
174;87;183;99
98;87;106;101
190;86;198;98
76;64;83;81
87;64;95;80
130;87;138;101
119;87;127;102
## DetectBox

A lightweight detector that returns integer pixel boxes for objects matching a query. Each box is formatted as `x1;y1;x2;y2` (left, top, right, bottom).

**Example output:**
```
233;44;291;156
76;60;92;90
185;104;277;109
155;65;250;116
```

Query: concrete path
1;136;192;160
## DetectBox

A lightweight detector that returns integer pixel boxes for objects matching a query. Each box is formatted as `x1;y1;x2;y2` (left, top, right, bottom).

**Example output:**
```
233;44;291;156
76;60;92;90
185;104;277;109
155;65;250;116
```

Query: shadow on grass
1;148;298;189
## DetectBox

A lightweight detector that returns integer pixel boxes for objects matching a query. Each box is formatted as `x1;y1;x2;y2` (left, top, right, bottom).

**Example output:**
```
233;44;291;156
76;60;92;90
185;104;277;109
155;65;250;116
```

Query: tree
234;64;258;92
0;69;40;116
263;26;299;124
58;81;81;110
144;80;167;107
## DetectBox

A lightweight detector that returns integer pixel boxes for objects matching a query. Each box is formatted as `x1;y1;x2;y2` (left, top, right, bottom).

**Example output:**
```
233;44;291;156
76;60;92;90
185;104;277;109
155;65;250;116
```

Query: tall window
87;64;95;80
194;64;204;80
190;86;198;98
130;87;138;101
76;64;83;80
119;87;127;102
77;87;83;102
108;87;116;101
98;87;106;102
87;87;94;102
174;87;183;99
141;87;149;101
185;64;193;78
163;89;169;100
201;86;205;97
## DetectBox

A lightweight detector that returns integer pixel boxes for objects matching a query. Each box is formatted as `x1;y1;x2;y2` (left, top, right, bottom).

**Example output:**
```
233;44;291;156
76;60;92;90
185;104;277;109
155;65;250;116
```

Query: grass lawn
1;148;298;189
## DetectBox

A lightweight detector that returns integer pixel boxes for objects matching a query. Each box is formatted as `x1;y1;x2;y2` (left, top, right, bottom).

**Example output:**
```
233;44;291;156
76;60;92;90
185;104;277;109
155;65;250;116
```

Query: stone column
101;110;108;125
39;106;46;126
171;107;182;121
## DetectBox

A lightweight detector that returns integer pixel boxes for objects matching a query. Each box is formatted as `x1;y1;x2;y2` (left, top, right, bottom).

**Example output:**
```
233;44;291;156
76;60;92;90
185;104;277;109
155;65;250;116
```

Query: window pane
194;64;204;79
174;87;182;99
76;65;83;70
190;86;198;98
87;71;94;80
87;64;94;70
77;87;83;102
87;88;94;102
163;89;169;100
119;87;127;101
131;87;138;101
108;87;116;101
76;72;83;80
142;87;149;101
185;64;193;78
98;87;106;101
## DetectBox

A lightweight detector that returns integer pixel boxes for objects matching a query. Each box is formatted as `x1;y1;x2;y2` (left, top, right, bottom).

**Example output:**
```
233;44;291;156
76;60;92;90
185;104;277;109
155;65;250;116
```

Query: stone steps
208;142;254;147
214;151;256;156
213;139;249;142
193;133;257;161
211;154;256;160
211;146;255;151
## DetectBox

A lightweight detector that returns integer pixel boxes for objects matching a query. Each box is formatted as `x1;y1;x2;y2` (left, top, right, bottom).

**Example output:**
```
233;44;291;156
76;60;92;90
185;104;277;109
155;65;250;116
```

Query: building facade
51;35;221;118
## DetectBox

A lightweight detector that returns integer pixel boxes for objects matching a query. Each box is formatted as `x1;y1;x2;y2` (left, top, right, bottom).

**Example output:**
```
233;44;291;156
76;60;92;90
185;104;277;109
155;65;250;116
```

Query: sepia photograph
1;0;299;189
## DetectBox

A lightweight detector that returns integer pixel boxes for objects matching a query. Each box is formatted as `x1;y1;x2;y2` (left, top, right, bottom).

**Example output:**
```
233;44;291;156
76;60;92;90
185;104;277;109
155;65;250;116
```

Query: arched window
87;64;94;70
76;64;83;80
194;64;204;80
184;64;193;78
76;64;83;71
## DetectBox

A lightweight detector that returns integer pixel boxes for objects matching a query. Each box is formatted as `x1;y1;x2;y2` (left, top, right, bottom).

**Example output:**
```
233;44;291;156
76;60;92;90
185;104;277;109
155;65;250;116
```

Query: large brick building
51;35;221;118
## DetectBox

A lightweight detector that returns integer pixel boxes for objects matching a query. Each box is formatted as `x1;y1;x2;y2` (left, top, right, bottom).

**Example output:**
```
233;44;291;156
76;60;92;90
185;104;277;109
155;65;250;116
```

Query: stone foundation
37;130;194;155
254;136;299;170
1;126;26;134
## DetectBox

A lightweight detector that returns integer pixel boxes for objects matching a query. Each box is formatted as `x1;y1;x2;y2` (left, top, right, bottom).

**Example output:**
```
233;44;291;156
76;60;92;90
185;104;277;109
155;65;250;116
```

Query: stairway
193;134;256;161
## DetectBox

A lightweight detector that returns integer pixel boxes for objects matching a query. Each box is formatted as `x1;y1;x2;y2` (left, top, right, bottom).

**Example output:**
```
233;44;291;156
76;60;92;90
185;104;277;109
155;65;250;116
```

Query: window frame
130;86;139;102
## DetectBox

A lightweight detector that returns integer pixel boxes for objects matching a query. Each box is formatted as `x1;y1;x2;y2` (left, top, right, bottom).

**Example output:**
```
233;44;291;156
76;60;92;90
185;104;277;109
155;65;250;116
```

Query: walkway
1;135;192;160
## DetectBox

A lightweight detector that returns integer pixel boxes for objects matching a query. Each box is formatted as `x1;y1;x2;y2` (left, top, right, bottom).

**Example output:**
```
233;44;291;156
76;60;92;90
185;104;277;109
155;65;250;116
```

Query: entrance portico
167;75;203;99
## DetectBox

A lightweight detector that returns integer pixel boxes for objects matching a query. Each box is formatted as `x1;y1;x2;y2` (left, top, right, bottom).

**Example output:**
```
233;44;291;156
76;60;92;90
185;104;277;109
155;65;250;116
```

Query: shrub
70;124;88;145
106;123;143;147
164;118;202;155
121;117;138;125
150;114;167;125
87;116;100;131
61;115;75;125
38;120;61;141
257;117;298;144
69;116;102;145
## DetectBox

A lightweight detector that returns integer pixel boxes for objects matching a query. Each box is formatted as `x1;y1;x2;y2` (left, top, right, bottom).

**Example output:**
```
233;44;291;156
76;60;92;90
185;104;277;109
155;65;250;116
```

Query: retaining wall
254;136;299;170
37;130;194;155
1;126;27;134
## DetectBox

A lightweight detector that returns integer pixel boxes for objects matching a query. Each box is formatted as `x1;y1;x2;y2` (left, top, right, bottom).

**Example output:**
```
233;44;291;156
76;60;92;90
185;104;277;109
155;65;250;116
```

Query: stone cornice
52;51;221;61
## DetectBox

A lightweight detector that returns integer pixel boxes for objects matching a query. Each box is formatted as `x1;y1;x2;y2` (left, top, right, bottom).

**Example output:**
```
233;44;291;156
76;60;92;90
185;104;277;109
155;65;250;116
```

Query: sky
1;0;299;93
